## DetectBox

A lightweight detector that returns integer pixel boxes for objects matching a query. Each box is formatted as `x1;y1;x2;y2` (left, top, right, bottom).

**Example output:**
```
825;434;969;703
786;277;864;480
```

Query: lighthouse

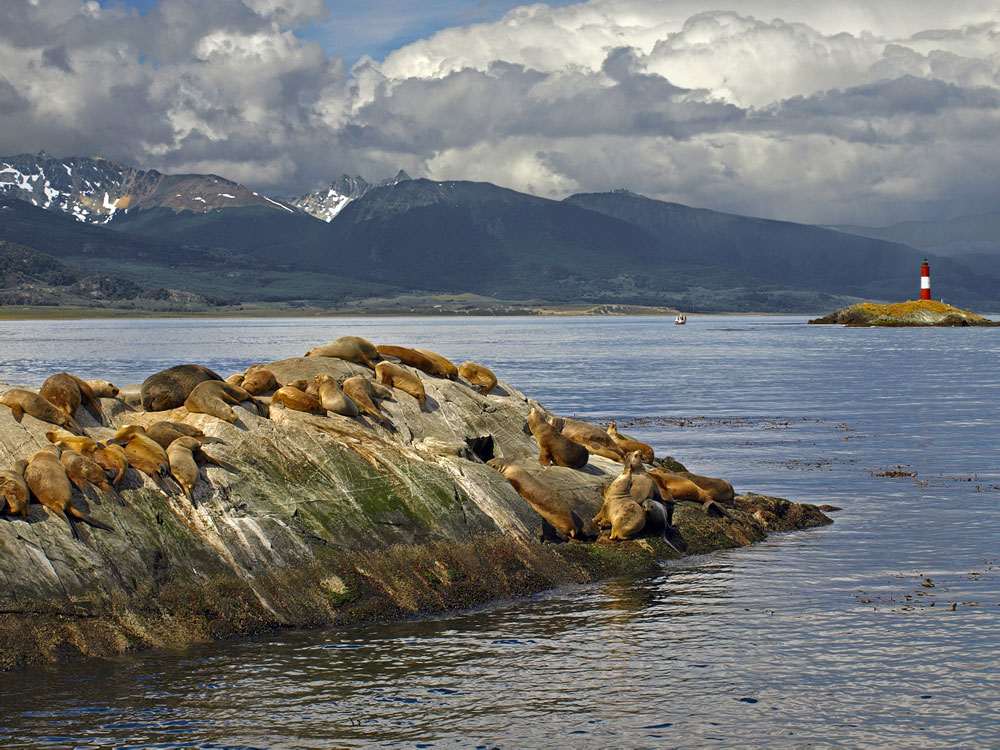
920;258;931;300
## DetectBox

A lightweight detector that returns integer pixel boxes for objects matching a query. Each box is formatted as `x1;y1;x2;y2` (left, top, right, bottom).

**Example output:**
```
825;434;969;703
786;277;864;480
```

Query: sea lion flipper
68;507;114;533
10;404;23;422
661;525;688;555
54;509;81;540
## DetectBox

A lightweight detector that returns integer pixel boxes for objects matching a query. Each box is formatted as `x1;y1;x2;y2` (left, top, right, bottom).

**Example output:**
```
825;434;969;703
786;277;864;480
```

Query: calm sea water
1;315;999;749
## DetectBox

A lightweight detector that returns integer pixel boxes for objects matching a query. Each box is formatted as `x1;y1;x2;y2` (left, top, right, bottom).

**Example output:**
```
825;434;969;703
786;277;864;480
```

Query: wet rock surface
0;356;830;670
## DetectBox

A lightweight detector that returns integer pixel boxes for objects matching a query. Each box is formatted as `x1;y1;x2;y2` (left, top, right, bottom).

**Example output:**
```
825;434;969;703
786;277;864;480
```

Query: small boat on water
674;314;687;325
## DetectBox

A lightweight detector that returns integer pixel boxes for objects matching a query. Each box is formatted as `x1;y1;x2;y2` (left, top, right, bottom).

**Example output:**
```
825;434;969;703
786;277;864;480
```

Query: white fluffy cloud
1;0;999;223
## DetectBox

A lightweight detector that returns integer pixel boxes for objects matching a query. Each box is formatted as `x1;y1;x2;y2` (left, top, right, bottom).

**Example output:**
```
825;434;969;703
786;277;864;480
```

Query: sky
2;0;1000;225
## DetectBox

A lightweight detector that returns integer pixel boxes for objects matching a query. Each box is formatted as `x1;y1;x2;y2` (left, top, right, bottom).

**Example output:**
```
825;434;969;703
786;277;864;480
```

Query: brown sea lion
225;373;245;386
375;361;427;410
593;473;646;541
607;423;654;463
145;421;206;450
166;436;202;501
93;442;128;486
487;459;594;541
415;349;458;380
0;460;30;518
305;336;380;369
40;372;105;424
549;416;624;461
141;364;223;412
112;425;170;479
184;380;259;423
678;471;735;503
86;380;119;398
528;408;588;469
59;448;120;502
340;377;393;426
376;345;451;379
46;429;99;457
0;389;77;431
622;450;666;507
242;368;278;396
648;467;715;505
271;386;325;414
315;374;360;417
458;361;498;395
23;448;113;538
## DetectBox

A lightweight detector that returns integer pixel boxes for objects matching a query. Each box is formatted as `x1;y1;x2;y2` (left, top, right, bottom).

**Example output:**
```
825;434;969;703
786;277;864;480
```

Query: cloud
1;0;999;224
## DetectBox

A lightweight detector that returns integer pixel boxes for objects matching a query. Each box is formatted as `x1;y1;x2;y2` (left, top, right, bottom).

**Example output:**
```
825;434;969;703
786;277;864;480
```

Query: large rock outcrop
0;354;830;670
809;300;999;326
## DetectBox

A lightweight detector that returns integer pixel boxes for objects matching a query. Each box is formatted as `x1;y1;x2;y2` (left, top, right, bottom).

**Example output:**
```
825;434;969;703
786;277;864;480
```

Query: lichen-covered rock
809;300;999;327
0;359;830;670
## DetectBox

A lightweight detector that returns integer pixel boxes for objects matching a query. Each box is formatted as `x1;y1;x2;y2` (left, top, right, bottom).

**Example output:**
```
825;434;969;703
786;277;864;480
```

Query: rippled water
1;315;999;748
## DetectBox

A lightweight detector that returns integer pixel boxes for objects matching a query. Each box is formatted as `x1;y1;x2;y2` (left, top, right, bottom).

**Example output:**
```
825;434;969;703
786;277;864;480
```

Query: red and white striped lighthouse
920;257;931;300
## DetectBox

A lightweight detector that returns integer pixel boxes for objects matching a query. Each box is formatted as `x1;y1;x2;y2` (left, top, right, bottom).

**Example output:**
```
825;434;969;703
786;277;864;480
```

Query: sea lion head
112;424;146;442
170;436;202;451
624;450;643;472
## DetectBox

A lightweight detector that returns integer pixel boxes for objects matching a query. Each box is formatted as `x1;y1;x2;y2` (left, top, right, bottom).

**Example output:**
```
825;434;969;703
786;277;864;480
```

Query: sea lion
376;345;451;379
39;372;105;424
315;374;360;417
93;442;128;486
0;389;77;431
166;436;202;501
146;421;206;450
305;336;380;370
86;380;119;398
340;376;393;426
648;467;714;505
528;408;588;469
487;459;594;541
225;373;245;387
678;471;735;503
59;448;119;502
46;429;99;457
458;361;497;395
112;425;170;479
140;364;223;412
622;450;667;509
641;498;688;554
593;473;646;541
271;386;325;414
241;368;278;396
548;416;624;461
23;448;113;538
375;361;427;410
184;380;259;423
0;460;30;518
607;423;654;463
415;349;459;380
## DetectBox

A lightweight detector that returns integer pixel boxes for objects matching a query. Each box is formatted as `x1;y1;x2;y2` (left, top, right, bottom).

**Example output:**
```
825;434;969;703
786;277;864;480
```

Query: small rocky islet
0;337;831;670
809;299;999;327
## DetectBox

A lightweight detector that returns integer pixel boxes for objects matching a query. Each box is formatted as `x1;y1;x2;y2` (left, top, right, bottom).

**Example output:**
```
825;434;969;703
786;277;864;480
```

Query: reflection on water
1;316;999;748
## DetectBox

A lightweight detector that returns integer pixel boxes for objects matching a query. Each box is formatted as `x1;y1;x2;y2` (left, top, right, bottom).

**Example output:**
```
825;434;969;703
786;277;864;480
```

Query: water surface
1;316;998;748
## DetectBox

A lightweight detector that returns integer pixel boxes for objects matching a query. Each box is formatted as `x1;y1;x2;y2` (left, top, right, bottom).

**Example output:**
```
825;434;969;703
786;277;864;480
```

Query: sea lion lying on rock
376;362;427;410
46;429;99;457
549;416;624;461
141;364;223;412
416;349;458;380
593;473;646;542
146;421;207;450
315;374;360;417
40;372;105;425
112;425;170;480
305;336;379;370
225;373;245;386
606;423;654;462
271;386;325;414
93;442;128;487
242;368;278;396
649;467;734;520
86;380;119;398
60;448;120;503
0;389;78;431
376;345;452;379
677;471;735;503
487;459;595;542
0;460;30;518
340;376;393;427
458;361;497;395
528;408;588;469
166;436;203;502
24;448;113;539
184;380;260;423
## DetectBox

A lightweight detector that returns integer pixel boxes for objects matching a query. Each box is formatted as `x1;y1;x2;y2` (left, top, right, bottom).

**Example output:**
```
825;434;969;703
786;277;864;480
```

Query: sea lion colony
1;335;735;550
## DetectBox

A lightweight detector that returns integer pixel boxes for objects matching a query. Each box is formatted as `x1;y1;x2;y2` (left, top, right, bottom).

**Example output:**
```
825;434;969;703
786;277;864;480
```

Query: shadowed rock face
0;357;830;670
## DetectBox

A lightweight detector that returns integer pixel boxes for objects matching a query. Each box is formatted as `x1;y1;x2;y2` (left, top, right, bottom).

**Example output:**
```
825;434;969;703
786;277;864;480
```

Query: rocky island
0;341;831;671
809;299;999;327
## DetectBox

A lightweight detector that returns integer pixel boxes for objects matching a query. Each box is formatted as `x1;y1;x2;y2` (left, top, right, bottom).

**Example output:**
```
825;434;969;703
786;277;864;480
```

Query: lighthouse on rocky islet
920;258;931;300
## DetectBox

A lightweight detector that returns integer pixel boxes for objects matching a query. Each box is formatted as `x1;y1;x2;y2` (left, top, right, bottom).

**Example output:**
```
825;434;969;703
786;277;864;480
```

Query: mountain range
1;152;998;313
